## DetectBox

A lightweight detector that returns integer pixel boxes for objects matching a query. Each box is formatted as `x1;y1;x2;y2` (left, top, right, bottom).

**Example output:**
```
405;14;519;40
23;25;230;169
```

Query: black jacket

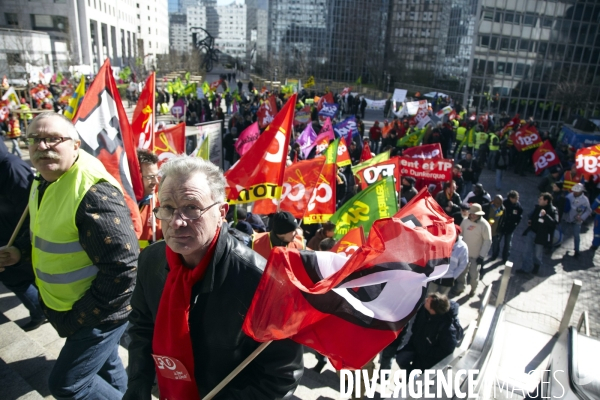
498;199;523;235
525;204;559;246
125;225;304;400
435;191;461;216
405;301;460;370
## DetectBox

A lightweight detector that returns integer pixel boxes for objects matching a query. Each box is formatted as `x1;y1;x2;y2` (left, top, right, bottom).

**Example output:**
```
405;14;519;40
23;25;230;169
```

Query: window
542;17;553;28
480;35;490;47
538;42;548;55
483;10;493;21
490;37;498;50
494;12;502;23
148;41;151;48
523;14;537;26
5;13;18;26
520;40;531;51
504;13;520;24
148;27;151;34
54;0;67;3
7;53;21;65
515;63;526;76
497;62;505;74
505;63;513;75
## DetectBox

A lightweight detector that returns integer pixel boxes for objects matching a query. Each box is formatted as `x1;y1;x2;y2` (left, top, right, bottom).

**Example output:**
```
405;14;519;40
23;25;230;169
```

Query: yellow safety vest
456;126;466;141
20;104;33;120
489;133;500;151
29;151;123;311
475;131;488;149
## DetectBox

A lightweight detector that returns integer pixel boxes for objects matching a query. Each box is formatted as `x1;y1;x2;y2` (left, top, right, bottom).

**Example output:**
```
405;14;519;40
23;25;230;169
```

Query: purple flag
318;102;339;118
297;124;318;158
171;98;187;119
334;116;362;146
235;122;260;156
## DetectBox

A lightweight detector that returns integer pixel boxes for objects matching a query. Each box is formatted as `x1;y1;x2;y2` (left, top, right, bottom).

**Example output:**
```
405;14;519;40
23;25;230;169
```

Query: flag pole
7;205;29;248
151;72;157;243
204;340;273;400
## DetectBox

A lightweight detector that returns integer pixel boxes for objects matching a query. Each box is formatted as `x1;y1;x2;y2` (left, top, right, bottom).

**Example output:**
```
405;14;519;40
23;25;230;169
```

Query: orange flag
132;73;155;150
253;157;325;218
336;136;352;167
73;59;143;236
225;94;297;204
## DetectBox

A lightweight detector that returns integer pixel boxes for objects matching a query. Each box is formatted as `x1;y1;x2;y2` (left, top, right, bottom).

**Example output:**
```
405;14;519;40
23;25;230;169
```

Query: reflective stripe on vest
30;151;123;311
489;134;500;151
563;172;581;191
36;265;99;284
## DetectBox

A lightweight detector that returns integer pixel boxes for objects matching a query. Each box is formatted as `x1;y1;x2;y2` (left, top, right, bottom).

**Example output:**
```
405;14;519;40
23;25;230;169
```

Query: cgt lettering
576;154;600;174
535;151;556;170
362;164;396;184
516;132;539;146
236;183;281;202
308;183;333;211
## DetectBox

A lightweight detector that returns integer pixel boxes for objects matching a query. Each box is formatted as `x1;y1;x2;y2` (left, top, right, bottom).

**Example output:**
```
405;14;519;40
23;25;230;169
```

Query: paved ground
1;73;598;398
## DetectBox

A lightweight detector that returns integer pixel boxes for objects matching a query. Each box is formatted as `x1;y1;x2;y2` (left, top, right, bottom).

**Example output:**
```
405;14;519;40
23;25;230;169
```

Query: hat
235;220;254;236
247;213;266;233
571;183;585;193
469;204;486;216
460;203;471;210
272;211;298;234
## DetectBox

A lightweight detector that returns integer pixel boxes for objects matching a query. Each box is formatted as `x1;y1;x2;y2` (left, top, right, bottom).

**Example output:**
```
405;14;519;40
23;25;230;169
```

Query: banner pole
7;205;29;248
151;72;157;243
203;341;273;400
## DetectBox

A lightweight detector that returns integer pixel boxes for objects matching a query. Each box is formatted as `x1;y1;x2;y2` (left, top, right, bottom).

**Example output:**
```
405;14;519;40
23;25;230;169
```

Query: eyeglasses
153;202;219;221
142;175;159;181
27;137;72;146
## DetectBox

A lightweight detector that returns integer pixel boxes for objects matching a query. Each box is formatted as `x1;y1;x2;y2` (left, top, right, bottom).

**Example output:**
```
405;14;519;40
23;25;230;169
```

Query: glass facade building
434;0;600;127
261;0;389;83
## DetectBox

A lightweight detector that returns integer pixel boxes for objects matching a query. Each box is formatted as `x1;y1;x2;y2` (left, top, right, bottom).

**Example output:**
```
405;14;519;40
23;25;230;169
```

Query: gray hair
27;112;79;140
159;156;226;202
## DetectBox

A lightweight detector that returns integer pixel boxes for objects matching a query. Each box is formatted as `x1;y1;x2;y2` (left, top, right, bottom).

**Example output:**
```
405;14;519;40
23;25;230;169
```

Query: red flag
257;95;278;129
336;137;352;167
73;59;143;236
331;227;365;258
225;94;297;204
209;79;223;91
242;189;456;370
253;157;325;218
303;162;337;224
152;123;186;166
402;143;443;159
360;141;373;162
357;158;401;192
340;87;352;97
501;115;521;135
575;143;600;178
317;92;334;111
132;73;155;150
312;128;336;156
513;126;542;151
533;140;560;175
398;157;453;182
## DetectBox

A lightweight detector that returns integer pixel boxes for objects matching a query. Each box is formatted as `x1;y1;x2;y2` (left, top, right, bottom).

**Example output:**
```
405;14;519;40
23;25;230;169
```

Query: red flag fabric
336;137;352;167
225;94;297;204
513;126;542;151
501;115;521;135
313;129;335;156
340;87;352;97
209;79;223;91
257;95;278;129
152;123;186;166
253;157;326;218
398;157;453;182
360;141;373;162
357;158;401;192
303;162;337;224
317;92;334;111
234;122;260;156
402;143;443;159
330;226;365;258
73;58;143;236
533;140;561;175
132;73;155;150
242;189;456;370
575;144;600;178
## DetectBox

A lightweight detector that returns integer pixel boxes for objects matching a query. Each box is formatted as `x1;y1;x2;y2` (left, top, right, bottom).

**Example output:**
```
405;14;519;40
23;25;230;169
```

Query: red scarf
152;226;220;400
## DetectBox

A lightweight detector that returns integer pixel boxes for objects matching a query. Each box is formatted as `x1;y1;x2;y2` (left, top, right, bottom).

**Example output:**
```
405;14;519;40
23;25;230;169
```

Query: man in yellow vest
562;164;583;192
487;131;500;170
453;122;467;159
0;112;138;399
252;211;304;260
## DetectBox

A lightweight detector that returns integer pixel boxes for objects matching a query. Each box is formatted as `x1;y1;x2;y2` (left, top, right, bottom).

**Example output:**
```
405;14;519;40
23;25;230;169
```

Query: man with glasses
0;112;138;399
124;156;303;400
137;149;162;249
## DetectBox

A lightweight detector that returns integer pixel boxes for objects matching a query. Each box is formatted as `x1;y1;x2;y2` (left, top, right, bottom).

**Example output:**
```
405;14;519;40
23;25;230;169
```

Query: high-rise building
169;13;188;53
261;0;389;83
168;0;181;13
137;0;170;71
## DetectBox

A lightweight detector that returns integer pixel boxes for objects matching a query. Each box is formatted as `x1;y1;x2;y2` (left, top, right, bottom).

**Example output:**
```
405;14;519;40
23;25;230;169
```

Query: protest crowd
1;60;599;400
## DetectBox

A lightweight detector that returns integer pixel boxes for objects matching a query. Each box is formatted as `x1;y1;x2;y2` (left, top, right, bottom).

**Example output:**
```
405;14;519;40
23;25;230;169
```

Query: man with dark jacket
394;294;461;373
435;181;461;217
307;221;335;250
516;192;558;275
484;195;506;262
493;191;523;262
459;152;480;199
401;177;418;204
462;183;492;208
124;157;303;399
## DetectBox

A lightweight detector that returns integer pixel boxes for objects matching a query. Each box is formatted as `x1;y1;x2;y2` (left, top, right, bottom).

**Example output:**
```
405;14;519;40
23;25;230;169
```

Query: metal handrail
577;311;589;337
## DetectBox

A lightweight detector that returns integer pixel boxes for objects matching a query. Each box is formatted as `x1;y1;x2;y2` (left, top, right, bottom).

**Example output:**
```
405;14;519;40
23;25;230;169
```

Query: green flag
350;150;391;175
197;135;210;160
325;138;340;165
202;81;211;94
356;76;362;85
185;71;190;82
330;176;397;239
397;128;424;147
184;82;197;95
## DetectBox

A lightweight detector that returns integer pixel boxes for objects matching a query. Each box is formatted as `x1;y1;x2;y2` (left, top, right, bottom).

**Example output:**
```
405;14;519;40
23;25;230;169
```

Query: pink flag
235;122;260;156
297;124;318;158
320;117;334;137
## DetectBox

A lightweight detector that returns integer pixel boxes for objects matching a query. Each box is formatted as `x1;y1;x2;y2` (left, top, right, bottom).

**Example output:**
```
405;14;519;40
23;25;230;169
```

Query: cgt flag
330;226;365;258
225;94;297;204
73;58;143;236
351;150;391;176
242;189;455;370
533;140;560;175
253;157;326;218
304;140;338;224
575;143;600;178
257;95;278;129
329;176;397;239
132;72;155;149
152;123;186;166
336;136;352;168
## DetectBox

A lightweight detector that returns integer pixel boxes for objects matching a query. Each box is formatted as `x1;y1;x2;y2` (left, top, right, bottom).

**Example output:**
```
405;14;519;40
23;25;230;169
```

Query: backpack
452;317;465;346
